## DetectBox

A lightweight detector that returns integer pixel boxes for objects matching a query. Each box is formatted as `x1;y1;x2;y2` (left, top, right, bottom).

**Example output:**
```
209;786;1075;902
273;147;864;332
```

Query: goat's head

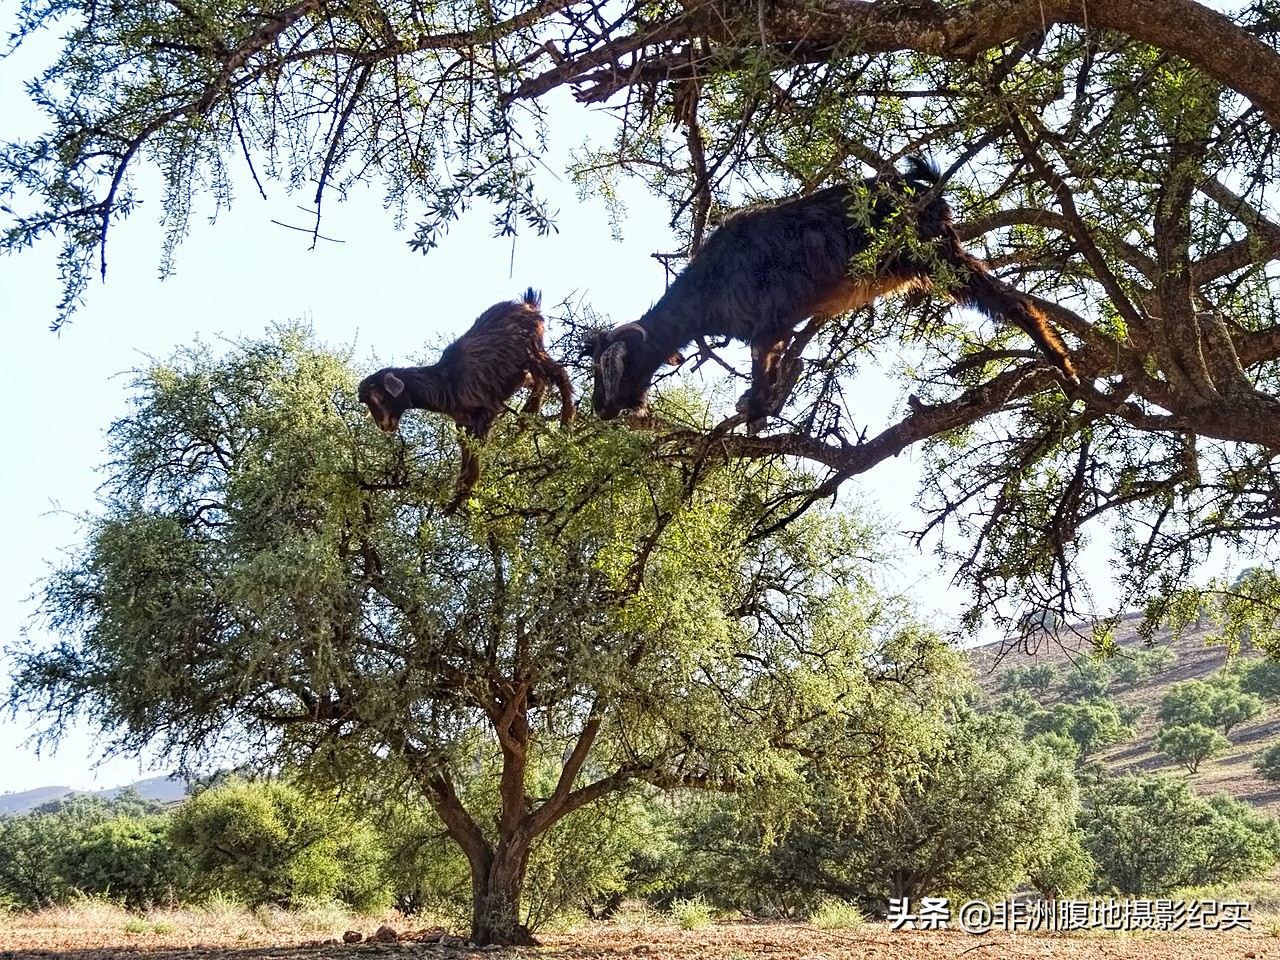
587;324;683;420
357;369;411;432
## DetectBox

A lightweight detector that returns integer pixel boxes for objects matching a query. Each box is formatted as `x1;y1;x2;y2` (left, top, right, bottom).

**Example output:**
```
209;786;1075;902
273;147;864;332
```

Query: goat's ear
665;352;685;366
383;371;406;397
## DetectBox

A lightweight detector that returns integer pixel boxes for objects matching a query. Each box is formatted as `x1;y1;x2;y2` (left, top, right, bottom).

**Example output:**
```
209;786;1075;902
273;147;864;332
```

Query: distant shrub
810;898;865;930
1241;660;1280;701
1156;723;1230;773
1113;656;1151;689
669;896;713;930
0;791;188;909
1160;677;1263;734
998;666;1031;693
1255;744;1280;782
1061;662;1111;701
1026;700;1133;757
169;779;389;911
1025;664;1057;695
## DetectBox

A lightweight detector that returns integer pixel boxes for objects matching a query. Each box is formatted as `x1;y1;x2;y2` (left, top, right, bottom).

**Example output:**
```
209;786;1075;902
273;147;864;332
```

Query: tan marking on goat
806;275;930;318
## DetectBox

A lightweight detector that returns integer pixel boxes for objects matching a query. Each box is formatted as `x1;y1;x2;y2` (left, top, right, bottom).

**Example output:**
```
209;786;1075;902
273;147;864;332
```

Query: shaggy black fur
359;289;574;508
589;159;1076;423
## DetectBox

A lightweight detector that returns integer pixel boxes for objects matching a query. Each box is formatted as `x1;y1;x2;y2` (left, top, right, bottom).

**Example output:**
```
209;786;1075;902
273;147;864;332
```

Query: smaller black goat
358;289;573;507
589;158;1077;425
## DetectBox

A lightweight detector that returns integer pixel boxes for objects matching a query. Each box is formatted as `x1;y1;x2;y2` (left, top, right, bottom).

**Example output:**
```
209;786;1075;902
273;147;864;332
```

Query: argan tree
665;709;1090;912
1083;773;1280;894
7;328;959;944
5;0;1280;638
1155;722;1230;774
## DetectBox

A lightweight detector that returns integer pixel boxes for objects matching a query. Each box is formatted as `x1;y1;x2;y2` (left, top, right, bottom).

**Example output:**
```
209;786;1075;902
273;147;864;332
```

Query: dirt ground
2;920;1278;960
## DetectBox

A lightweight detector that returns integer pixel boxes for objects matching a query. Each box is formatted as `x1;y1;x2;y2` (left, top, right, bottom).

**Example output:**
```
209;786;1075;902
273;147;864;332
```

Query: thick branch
515;0;1280;129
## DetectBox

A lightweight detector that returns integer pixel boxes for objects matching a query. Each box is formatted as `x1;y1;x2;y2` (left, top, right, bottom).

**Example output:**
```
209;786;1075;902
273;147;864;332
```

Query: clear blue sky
0;3;1134;795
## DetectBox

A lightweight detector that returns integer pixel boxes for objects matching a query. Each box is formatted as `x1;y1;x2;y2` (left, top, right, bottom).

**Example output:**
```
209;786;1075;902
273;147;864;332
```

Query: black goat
589;159;1077;424
358;289;574;507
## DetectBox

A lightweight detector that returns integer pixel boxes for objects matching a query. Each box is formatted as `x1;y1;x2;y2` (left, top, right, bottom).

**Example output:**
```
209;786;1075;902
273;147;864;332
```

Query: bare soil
1;920;1276;960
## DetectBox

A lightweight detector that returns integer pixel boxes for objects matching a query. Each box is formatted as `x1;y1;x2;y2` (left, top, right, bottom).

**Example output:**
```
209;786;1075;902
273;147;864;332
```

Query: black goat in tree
358;289;574;508
588;158;1077;425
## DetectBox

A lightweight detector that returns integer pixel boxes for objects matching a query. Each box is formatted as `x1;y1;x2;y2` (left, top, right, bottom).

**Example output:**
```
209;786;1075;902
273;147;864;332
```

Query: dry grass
1;905;1276;959
0;897;393;951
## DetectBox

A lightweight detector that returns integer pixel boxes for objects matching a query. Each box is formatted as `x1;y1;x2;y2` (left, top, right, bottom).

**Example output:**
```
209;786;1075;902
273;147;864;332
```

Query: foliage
1082;774;1280;895
0;791;188;908
1158;681;1217;727
668;896;714;930
1155;722;1231;773
808;899;865;930
367;799;471;921
1254;744;1280;783
514;781;681;928
1112;648;1175;688
54;814;188;907
1025;700;1134;757
168;779;390;911
7;328;961;944
997;665;1026;692
1024;664;1057;696
1240;658;1280;702
832;710;1090;907
1029;731;1081;763
1059;662;1112;701
664;707;1088;914
1158;676;1264;734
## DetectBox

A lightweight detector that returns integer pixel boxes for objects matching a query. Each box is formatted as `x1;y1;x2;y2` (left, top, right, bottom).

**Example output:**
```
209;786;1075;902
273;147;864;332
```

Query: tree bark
470;833;538;947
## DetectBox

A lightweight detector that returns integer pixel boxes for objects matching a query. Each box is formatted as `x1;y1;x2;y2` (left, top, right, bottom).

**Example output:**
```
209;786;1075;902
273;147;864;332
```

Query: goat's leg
520;380;547;418
549;362;575;426
446;413;497;513
522;359;574;427
738;334;789;428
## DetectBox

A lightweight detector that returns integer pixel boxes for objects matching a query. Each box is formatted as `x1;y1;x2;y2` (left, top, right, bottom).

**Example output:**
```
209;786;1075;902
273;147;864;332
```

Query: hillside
968;614;1280;812
0;773;187;816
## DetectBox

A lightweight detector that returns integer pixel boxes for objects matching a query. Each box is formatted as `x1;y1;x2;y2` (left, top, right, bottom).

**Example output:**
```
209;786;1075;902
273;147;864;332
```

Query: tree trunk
469;834;537;946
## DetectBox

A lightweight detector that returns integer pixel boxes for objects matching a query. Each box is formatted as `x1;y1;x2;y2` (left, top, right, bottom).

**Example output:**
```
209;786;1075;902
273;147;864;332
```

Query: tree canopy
4;0;1280;635
7;328;962;943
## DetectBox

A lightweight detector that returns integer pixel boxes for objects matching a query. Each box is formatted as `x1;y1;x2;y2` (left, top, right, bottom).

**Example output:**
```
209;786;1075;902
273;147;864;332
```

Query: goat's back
643;170;950;341
438;291;553;397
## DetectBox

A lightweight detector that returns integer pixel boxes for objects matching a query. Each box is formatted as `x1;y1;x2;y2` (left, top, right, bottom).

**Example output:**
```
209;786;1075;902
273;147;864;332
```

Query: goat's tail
522;287;542;309
902;155;941;190
947;237;1078;383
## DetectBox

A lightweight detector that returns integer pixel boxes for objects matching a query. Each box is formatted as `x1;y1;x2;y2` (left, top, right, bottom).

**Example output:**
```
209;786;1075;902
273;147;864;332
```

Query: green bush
1156;723;1230;774
1025;699;1133;757
1025;664;1057;695
1159;677;1263;734
1241;660;1280;701
1082;773;1280;894
998;666;1031;693
669;896;713;930
809;898;865;930
0;791;188;909
1060;662;1111;701
1254;744;1280;782
54;814;190;906
169;779;390;910
664;710;1089;916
